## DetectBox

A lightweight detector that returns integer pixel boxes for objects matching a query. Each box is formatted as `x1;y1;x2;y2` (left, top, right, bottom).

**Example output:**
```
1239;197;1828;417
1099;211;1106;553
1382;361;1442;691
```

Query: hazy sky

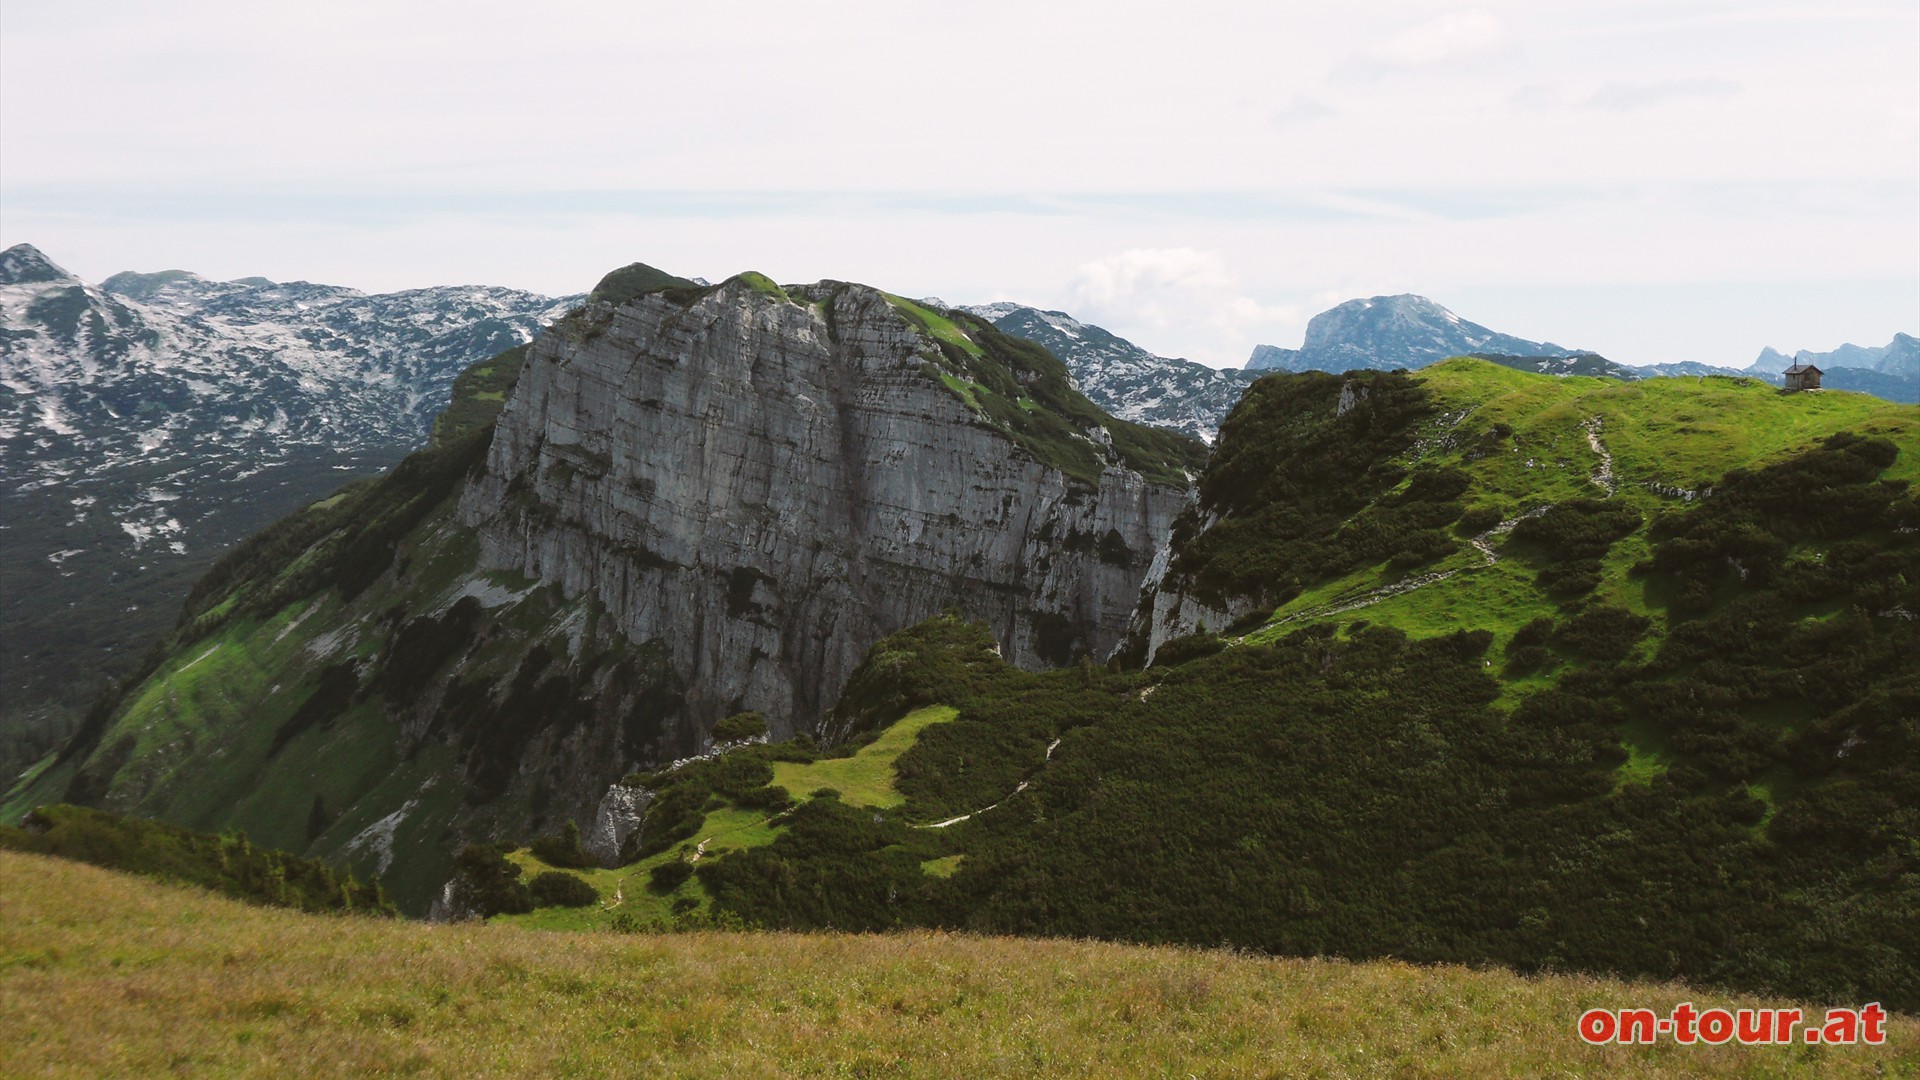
3;1;1915;368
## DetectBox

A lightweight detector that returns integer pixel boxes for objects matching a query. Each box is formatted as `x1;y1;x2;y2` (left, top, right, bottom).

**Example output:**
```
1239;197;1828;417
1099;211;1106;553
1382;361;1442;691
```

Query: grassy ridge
6;851;1912;1078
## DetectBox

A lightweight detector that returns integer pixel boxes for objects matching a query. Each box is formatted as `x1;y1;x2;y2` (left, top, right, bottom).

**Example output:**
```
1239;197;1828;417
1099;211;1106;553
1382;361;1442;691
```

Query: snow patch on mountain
962;303;1255;443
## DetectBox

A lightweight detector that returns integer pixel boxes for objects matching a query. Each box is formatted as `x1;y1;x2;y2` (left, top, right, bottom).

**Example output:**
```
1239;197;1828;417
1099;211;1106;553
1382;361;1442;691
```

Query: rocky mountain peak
1248;294;1579;373
0;243;74;287
98;269;211;300
1300;293;1457;349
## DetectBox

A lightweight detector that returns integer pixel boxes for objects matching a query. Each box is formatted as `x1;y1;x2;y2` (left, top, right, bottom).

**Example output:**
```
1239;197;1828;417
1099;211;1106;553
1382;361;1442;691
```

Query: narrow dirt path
915;738;1062;829
1584;416;1616;496
1268;568;1464;628
1467;505;1547;566
1468;535;1500;566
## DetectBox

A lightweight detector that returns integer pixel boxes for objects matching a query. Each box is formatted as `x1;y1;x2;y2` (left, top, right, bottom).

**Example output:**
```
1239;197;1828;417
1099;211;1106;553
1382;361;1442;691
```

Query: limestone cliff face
459;278;1192;739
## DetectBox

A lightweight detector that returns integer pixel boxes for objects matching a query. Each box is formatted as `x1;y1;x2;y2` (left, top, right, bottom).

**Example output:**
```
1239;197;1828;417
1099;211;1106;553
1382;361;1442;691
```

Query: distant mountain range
1246;294;1583;373
962;303;1255;443
1244;292;1917;403
0;242;578;772
1744;335;1919;402
1749;334;1920;379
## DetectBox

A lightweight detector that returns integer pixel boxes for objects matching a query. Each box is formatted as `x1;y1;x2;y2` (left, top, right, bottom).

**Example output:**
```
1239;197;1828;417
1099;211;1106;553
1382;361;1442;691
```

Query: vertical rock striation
460;278;1194;738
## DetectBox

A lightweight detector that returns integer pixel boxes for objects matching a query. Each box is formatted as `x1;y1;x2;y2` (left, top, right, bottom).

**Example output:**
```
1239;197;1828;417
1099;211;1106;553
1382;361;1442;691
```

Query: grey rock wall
460;279;1190;740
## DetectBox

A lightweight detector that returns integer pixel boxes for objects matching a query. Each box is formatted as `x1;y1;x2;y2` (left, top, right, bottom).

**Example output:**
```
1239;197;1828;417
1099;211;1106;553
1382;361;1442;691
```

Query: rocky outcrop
460;278;1193;740
584;782;653;866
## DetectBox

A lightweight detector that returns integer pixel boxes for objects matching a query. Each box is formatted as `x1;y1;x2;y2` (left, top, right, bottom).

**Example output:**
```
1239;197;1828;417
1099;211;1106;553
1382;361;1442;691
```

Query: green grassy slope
8;851;1913;1078
1164;360;1917;645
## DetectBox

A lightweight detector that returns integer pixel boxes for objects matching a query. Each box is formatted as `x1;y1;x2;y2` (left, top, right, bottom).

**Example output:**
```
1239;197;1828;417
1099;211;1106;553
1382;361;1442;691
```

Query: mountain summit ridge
1247;293;1581;373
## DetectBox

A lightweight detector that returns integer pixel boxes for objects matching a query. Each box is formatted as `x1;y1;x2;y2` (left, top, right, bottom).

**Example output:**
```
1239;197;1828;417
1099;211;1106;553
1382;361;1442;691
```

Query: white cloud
1580;77;1742;111
1269;95;1336;127
1065;249;1304;366
1070;248;1231;315
1366;9;1510;68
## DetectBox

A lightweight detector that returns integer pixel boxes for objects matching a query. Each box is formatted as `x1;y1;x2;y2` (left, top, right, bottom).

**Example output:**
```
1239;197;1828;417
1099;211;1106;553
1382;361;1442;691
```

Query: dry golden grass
2;851;1912;1078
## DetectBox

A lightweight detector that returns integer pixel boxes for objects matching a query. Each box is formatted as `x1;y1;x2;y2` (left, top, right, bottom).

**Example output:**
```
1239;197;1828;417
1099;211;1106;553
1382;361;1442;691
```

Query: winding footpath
1584;415;1616;496
916;738;1062;829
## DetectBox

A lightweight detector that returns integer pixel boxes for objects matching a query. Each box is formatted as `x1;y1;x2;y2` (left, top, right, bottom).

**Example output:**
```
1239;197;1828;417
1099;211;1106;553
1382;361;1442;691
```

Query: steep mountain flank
461;278;1199;739
3;265;1200;910
0;243;577;774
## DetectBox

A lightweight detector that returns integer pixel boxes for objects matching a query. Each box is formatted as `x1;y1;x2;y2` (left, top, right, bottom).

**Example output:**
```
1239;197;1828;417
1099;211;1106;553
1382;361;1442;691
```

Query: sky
2;1;1915;369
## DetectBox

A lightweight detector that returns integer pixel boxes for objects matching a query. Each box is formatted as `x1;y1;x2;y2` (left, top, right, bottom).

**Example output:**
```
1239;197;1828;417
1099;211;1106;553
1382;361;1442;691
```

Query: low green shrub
648;859;695;894
528;820;593;869
529;870;598;908
713;711;769;743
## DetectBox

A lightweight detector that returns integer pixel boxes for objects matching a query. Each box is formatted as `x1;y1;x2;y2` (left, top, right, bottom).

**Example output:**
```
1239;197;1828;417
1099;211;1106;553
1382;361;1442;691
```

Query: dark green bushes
444;844;532;917
529;821;593;869
529;870;598;907
623;754;786;862
1508;499;1641;597
0;804;392;915
1167;372;1445;608
823;614;1004;742
648;859;694;893
1548;606;1650;661
712;711;768;743
1153;629;1225;666
1510;499;1642;558
1454;506;1504;536
1641;433;1907;614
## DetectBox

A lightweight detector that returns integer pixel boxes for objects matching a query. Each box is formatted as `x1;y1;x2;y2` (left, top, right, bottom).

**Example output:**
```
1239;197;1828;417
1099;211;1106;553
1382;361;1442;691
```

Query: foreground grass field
2;852;1911;1078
